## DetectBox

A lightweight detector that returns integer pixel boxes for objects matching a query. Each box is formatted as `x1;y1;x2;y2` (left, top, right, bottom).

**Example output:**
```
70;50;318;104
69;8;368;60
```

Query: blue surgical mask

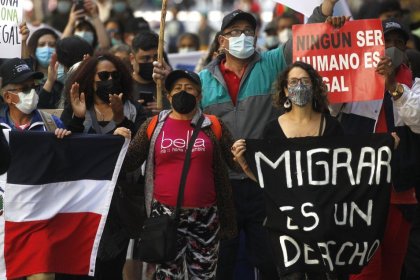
35;46;55;68
74;31;95;46
112;2;127;13
57;64;66;83
227;33;255;59
265;35;279;49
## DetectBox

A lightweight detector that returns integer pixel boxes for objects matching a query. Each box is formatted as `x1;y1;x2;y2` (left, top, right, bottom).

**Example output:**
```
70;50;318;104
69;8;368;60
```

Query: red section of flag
5;212;101;278
292;19;385;103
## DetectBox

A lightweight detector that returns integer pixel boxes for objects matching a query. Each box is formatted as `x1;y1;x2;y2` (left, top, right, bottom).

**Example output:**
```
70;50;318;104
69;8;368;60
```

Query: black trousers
404;203;420;280
216;178;278;280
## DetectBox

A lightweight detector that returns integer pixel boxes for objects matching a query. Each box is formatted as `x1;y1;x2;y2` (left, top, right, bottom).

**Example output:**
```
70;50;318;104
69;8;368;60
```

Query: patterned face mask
287;83;313;107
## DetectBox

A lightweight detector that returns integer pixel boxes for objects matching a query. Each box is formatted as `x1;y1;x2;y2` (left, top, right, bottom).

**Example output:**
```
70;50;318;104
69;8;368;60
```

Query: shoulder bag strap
318;114;325;136
173;115;204;222
39;110;58;132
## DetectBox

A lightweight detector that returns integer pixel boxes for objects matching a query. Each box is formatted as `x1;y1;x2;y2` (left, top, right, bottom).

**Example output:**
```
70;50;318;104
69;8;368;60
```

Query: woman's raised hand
70;83;86;118
109;93;125;123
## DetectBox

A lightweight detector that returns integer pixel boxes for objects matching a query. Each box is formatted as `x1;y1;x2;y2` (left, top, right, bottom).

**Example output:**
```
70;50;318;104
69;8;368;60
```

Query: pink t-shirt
154;117;216;207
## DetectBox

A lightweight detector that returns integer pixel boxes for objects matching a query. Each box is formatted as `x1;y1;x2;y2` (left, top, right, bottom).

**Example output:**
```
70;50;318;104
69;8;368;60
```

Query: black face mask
95;79;123;103
138;62;154;81
171;90;197;114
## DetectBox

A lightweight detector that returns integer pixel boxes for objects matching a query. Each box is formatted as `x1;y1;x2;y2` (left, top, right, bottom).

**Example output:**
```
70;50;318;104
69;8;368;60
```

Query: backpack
146;114;222;140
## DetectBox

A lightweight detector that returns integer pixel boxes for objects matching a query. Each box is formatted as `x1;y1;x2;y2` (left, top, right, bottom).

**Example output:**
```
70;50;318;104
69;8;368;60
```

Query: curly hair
68;52;133;109
274;61;329;113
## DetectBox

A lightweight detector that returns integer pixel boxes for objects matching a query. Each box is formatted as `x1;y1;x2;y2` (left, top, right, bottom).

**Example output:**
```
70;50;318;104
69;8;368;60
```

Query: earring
284;98;291;109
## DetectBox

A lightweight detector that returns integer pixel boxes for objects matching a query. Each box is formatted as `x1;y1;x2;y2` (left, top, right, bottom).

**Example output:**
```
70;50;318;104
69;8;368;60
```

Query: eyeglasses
97;71;120;81
223;28;255;37
7;84;39;93
288;77;312;87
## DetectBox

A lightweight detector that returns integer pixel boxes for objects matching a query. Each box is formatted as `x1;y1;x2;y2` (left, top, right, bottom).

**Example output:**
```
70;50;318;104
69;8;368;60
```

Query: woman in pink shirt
124;70;238;280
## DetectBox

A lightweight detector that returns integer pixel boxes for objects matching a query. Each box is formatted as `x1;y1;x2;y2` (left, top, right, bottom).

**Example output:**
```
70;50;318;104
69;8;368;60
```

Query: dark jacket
38;80;65;109
0;129;10;175
61;100;148;135
0;106;65;131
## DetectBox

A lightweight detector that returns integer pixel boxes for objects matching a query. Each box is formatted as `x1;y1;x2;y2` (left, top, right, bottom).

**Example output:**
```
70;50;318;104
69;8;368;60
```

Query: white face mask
12;89;39;114
278;28;292;44
265;35;279;49
178;47;195;53
226;33;255;59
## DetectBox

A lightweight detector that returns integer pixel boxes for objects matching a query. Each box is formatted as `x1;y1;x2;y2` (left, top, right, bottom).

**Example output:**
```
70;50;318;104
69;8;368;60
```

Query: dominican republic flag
0;130;128;279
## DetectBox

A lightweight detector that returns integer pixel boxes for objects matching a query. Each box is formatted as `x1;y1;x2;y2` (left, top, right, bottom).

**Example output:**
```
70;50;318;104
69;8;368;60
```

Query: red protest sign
292;19;385;103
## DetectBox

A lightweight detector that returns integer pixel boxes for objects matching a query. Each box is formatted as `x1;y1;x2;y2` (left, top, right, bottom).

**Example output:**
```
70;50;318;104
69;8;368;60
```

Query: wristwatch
391;83;404;99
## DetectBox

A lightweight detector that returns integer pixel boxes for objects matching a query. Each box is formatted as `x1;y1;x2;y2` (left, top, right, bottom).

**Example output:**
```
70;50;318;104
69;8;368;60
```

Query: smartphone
139;92;154;106
73;0;85;11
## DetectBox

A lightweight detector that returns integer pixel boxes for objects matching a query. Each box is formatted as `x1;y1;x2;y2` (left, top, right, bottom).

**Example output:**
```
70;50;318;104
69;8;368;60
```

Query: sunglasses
97;71;120;81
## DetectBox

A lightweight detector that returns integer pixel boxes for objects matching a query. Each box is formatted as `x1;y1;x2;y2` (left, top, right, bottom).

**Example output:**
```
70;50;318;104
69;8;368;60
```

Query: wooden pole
156;0;168;110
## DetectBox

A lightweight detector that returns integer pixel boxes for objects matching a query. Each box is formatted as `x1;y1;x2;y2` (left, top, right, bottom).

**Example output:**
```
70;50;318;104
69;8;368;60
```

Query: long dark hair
27;28;59;70
274;61;329;113
68;52;133;109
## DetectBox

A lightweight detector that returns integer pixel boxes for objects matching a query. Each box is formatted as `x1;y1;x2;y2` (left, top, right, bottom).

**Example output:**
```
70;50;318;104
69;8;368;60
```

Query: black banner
245;134;393;275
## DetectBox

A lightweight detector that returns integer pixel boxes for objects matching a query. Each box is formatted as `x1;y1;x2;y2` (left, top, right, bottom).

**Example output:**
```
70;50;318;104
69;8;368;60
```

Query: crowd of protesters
1;0;420;279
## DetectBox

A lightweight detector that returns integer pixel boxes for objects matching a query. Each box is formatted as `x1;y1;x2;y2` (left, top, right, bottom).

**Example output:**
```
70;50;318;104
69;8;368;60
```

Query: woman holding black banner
123;70;237;280
232;61;344;182
232;61;401;279
233;61;346;280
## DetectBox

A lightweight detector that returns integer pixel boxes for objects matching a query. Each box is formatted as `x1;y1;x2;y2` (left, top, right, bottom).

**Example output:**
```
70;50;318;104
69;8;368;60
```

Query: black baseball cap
382;18;410;42
0;58;43;88
56;36;94;69
165;70;201;92
221;9;257;32
378;0;408;17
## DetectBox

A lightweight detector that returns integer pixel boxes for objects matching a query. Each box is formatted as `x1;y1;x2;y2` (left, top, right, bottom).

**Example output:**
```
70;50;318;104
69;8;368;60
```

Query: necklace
94;105;112;121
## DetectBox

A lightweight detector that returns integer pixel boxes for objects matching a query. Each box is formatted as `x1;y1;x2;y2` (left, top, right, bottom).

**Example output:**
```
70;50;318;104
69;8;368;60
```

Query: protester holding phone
130;31;171;114
231;61;347;279
62;0;110;49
